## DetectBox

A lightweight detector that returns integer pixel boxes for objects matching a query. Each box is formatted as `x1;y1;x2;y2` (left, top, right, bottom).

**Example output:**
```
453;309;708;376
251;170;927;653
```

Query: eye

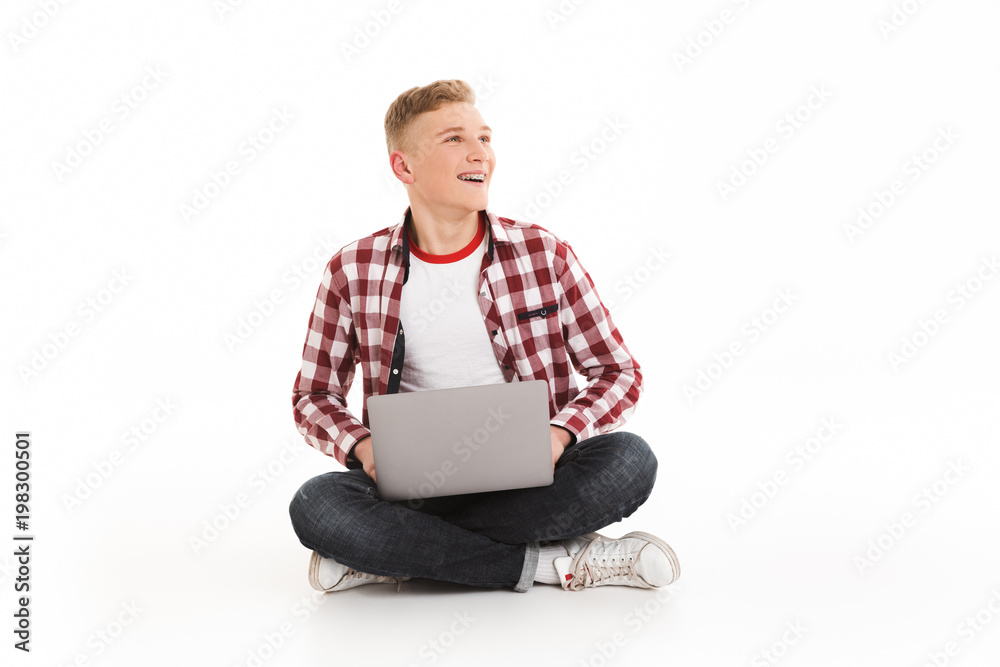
480;136;490;142
446;136;459;142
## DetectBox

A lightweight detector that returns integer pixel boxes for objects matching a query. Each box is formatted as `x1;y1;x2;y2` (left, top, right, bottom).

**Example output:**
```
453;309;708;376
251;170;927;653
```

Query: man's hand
352;435;377;483
550;425;573;473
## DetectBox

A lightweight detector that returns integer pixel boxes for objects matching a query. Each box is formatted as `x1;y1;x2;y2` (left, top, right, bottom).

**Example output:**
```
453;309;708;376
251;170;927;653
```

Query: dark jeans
288;430;657;592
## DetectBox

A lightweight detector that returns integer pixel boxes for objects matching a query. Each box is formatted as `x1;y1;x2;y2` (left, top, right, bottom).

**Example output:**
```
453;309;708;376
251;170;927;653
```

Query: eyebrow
435;125;492;137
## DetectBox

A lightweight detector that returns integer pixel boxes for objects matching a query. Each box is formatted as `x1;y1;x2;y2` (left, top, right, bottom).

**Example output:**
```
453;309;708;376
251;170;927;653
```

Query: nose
469;140;489;163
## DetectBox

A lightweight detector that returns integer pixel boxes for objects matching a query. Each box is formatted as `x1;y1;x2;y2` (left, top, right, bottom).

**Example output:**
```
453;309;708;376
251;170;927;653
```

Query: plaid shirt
291;207;642;469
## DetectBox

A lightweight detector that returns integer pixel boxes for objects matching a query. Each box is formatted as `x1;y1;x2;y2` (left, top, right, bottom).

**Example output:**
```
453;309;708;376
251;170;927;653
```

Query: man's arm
291;257;370;470
548;239;643;444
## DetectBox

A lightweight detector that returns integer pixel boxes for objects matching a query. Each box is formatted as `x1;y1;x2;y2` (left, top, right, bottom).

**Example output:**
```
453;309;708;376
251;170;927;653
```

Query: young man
287;79;679;593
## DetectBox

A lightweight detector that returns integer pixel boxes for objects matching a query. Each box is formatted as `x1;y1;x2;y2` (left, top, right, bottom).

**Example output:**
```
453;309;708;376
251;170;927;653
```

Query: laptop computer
365;379;554;502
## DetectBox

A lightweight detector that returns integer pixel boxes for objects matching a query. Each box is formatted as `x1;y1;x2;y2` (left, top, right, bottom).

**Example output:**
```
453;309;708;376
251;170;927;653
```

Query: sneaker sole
620;530;680;585
308;551;409;593
308;550;328;592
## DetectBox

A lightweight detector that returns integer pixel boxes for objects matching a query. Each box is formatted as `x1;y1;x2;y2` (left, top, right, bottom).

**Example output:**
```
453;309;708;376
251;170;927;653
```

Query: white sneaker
553;531;680;591
308;551;410;593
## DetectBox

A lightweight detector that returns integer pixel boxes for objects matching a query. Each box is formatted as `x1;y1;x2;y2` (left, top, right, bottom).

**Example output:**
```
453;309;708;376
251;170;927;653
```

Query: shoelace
566;539;638;591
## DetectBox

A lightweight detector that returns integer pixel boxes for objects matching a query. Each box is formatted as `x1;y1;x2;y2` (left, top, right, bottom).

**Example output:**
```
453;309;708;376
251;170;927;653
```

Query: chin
463;196;488;210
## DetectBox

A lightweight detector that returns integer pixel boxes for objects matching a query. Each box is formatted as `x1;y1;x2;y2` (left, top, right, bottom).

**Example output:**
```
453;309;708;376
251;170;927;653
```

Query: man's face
392;101;494;216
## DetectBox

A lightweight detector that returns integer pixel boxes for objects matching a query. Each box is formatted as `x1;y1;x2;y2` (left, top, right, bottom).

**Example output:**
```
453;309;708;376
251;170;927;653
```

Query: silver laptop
365;380;554;502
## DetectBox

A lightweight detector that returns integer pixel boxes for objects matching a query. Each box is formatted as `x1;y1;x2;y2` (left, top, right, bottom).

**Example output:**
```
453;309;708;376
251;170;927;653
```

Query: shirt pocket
513;301;561;356
515;302;559;323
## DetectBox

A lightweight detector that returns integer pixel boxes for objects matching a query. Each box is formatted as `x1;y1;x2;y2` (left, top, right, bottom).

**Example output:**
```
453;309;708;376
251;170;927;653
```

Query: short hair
384;79;476;155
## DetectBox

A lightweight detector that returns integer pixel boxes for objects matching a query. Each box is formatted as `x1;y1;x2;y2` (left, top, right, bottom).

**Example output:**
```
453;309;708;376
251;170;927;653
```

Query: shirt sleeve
548;239;643;443
290;256;370;469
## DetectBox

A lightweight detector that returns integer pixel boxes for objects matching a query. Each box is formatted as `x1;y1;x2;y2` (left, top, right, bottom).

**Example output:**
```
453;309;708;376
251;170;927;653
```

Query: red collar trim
407;213;486;264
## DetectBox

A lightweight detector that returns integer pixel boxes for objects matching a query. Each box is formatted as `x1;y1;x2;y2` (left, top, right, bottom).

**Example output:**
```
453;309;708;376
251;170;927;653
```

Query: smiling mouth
457;174;486;183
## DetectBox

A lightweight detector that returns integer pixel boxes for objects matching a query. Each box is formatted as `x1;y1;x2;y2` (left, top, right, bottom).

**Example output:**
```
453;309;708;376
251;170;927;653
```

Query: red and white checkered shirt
291;207;643;469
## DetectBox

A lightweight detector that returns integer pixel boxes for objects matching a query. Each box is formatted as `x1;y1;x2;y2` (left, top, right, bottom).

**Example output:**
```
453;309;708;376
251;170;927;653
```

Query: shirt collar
390;207;509;282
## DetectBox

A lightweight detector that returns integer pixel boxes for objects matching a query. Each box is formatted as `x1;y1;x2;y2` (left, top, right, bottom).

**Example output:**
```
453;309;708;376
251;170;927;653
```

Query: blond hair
384;79;476;155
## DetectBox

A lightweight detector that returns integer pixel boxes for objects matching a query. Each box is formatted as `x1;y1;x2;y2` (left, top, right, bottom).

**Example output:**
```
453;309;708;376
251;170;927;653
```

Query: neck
407;205;482;255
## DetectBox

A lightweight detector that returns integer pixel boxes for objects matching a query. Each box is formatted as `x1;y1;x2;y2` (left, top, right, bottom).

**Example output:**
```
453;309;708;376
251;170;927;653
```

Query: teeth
459;174;485;181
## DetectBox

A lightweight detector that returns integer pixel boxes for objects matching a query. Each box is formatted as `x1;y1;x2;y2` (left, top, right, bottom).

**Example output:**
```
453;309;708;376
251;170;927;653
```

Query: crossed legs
288;430;657;592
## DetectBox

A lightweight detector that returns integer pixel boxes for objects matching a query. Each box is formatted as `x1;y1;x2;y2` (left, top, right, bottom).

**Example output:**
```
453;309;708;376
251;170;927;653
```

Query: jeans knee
289;473;347;530
289;470;376;536
621;433;657;501
288;476;318;532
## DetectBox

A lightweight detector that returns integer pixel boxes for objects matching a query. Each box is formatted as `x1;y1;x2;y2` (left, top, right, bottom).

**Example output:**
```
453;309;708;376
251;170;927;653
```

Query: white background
2;1;999;665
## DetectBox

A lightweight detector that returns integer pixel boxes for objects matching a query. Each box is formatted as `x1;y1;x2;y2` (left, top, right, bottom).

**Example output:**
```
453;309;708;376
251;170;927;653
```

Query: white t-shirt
398;216;506;392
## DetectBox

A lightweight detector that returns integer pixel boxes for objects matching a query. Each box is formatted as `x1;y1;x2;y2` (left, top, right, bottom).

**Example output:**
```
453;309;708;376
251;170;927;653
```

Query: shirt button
392;369;399;375
480;291;487;297
503;365;510;370
491;330;498;336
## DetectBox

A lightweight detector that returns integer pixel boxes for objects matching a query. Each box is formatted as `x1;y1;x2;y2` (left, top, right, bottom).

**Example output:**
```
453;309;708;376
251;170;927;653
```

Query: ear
389;151;415;185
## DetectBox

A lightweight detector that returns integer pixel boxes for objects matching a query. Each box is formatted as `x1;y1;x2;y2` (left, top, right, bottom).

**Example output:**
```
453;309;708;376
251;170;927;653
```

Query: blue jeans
288;430;657;592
